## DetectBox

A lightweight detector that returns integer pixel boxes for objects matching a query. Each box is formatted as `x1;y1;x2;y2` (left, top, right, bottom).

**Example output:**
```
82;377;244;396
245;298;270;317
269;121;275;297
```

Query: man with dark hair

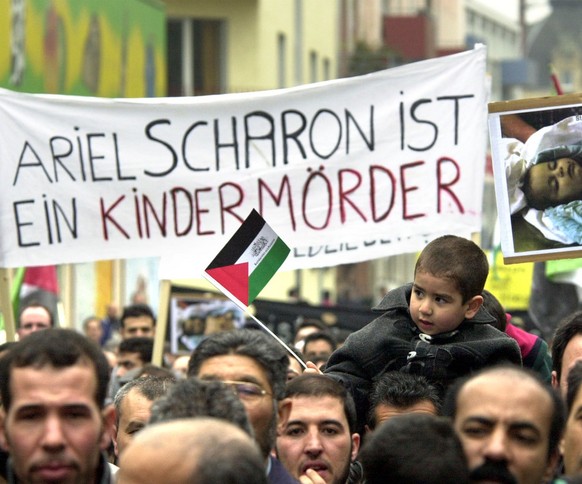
293;319;328;352
109;337;154;401
276;374;360;484
117;418;267;484
443;365;565;484
359;413;469;483
17;302;54;340
302;332;337;363
112;375;175;459
187;329;295;484
120;303;155;339
561;360;582;477
366;371;440;432
0;328;115;483
552;311;582;397
149;377;254;436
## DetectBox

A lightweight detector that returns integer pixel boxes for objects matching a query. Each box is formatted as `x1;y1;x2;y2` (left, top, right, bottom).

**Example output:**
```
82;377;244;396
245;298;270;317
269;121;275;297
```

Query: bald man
117;418;267;484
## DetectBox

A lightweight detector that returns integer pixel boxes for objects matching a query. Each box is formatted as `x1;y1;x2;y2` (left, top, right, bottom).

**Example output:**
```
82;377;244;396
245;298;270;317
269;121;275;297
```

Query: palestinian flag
12;266;59;324
205;210;290;307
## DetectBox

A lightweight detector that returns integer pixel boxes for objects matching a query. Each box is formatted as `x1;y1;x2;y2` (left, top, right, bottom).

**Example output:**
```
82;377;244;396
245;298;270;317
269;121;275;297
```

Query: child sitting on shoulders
323;235;522;429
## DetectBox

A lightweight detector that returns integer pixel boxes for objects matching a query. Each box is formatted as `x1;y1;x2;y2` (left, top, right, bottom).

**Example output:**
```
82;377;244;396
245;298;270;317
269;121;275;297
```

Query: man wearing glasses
187;329;297;484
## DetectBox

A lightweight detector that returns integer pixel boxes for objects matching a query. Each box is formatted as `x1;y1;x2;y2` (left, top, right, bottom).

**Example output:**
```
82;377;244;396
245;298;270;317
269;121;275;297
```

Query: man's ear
277;398;292;435
100;404;116;451
464;295;483;320
551;371;559;390
112;423;119;458
350;433;360;462
543;449;561;483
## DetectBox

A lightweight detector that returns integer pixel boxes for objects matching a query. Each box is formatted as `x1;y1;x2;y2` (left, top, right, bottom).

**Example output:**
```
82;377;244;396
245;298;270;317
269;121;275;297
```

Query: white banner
0;46;488;278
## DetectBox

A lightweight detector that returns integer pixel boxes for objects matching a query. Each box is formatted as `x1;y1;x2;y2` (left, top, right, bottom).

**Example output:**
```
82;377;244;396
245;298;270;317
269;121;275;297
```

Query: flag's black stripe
206;209;265;269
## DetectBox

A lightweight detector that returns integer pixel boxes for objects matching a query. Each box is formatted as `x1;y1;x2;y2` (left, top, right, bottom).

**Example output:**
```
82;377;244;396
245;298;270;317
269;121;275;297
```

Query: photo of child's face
526;157;582;209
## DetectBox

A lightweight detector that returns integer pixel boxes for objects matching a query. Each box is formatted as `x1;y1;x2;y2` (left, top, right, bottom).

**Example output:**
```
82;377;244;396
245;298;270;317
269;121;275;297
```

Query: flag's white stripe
234;223;278;275
20;283;39;298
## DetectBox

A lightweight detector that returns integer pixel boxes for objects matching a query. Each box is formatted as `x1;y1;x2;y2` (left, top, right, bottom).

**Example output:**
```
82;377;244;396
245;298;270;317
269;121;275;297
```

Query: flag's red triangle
205;263;249;306
23;266;59;293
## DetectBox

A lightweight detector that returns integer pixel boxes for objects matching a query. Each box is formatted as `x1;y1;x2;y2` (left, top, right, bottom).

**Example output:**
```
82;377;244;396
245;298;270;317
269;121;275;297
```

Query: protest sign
489;93;582;263
0;45;488;277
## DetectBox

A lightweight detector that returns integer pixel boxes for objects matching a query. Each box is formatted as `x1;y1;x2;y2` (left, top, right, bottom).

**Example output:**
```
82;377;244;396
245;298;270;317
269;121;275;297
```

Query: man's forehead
120;389;153;415
118;351;143;361
462;368;537;391
124;387;152;404
288;395;347;422
457;370;553;421
198;354;268;379
562;335;582;369
124;316;154;326
9;363;98;401
20;306;51;320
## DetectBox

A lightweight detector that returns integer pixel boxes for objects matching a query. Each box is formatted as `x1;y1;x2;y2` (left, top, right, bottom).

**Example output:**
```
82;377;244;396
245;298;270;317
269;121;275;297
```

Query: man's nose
482;428;509;461
42;415;66;451
304;429;323;456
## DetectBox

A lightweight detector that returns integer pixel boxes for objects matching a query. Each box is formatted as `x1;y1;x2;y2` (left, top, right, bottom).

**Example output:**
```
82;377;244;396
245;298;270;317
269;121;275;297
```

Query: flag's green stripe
206;210;265;269
248;238;290;304
11;267;26;322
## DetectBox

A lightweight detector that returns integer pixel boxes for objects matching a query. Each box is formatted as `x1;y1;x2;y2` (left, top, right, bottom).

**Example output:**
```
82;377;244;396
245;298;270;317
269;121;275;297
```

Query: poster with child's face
489;93;582;263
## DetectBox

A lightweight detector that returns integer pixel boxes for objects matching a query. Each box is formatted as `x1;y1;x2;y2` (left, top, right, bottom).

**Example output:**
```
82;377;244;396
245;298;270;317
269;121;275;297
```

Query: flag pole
0;269;16;342
152;279;172;367
244;309;308;370
203;272;308;369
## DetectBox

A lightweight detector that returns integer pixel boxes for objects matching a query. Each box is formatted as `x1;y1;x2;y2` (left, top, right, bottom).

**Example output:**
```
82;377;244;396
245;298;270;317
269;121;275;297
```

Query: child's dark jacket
324;283;522;427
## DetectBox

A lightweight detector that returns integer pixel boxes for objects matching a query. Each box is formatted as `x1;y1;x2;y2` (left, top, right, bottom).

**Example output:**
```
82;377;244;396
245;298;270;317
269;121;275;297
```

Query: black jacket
324;283;522;428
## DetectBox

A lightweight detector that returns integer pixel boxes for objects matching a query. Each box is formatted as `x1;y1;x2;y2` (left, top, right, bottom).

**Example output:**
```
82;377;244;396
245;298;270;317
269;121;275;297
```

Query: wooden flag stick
244;310;308;370
152;279;172;367
0;268;16;342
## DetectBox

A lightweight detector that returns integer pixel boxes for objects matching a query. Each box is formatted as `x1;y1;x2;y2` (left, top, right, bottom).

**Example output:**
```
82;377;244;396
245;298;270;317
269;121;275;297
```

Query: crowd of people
5;235;582;483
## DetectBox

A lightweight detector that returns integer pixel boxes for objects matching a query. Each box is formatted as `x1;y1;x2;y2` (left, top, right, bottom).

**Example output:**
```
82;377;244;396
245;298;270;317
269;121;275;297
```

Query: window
167;18;225;96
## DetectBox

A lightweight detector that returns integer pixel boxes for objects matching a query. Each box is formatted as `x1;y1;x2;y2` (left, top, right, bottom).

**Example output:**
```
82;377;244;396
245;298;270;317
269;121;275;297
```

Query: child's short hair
414;235;488;303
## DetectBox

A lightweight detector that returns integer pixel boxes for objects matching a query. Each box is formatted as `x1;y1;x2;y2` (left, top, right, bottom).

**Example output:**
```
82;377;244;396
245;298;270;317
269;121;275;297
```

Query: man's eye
17;411;42;421
65;411;89;420
462;426;488;437
237;385;261;397
512;432;538;446
285;427;304;437
127;426;145;435
322;427;339;435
